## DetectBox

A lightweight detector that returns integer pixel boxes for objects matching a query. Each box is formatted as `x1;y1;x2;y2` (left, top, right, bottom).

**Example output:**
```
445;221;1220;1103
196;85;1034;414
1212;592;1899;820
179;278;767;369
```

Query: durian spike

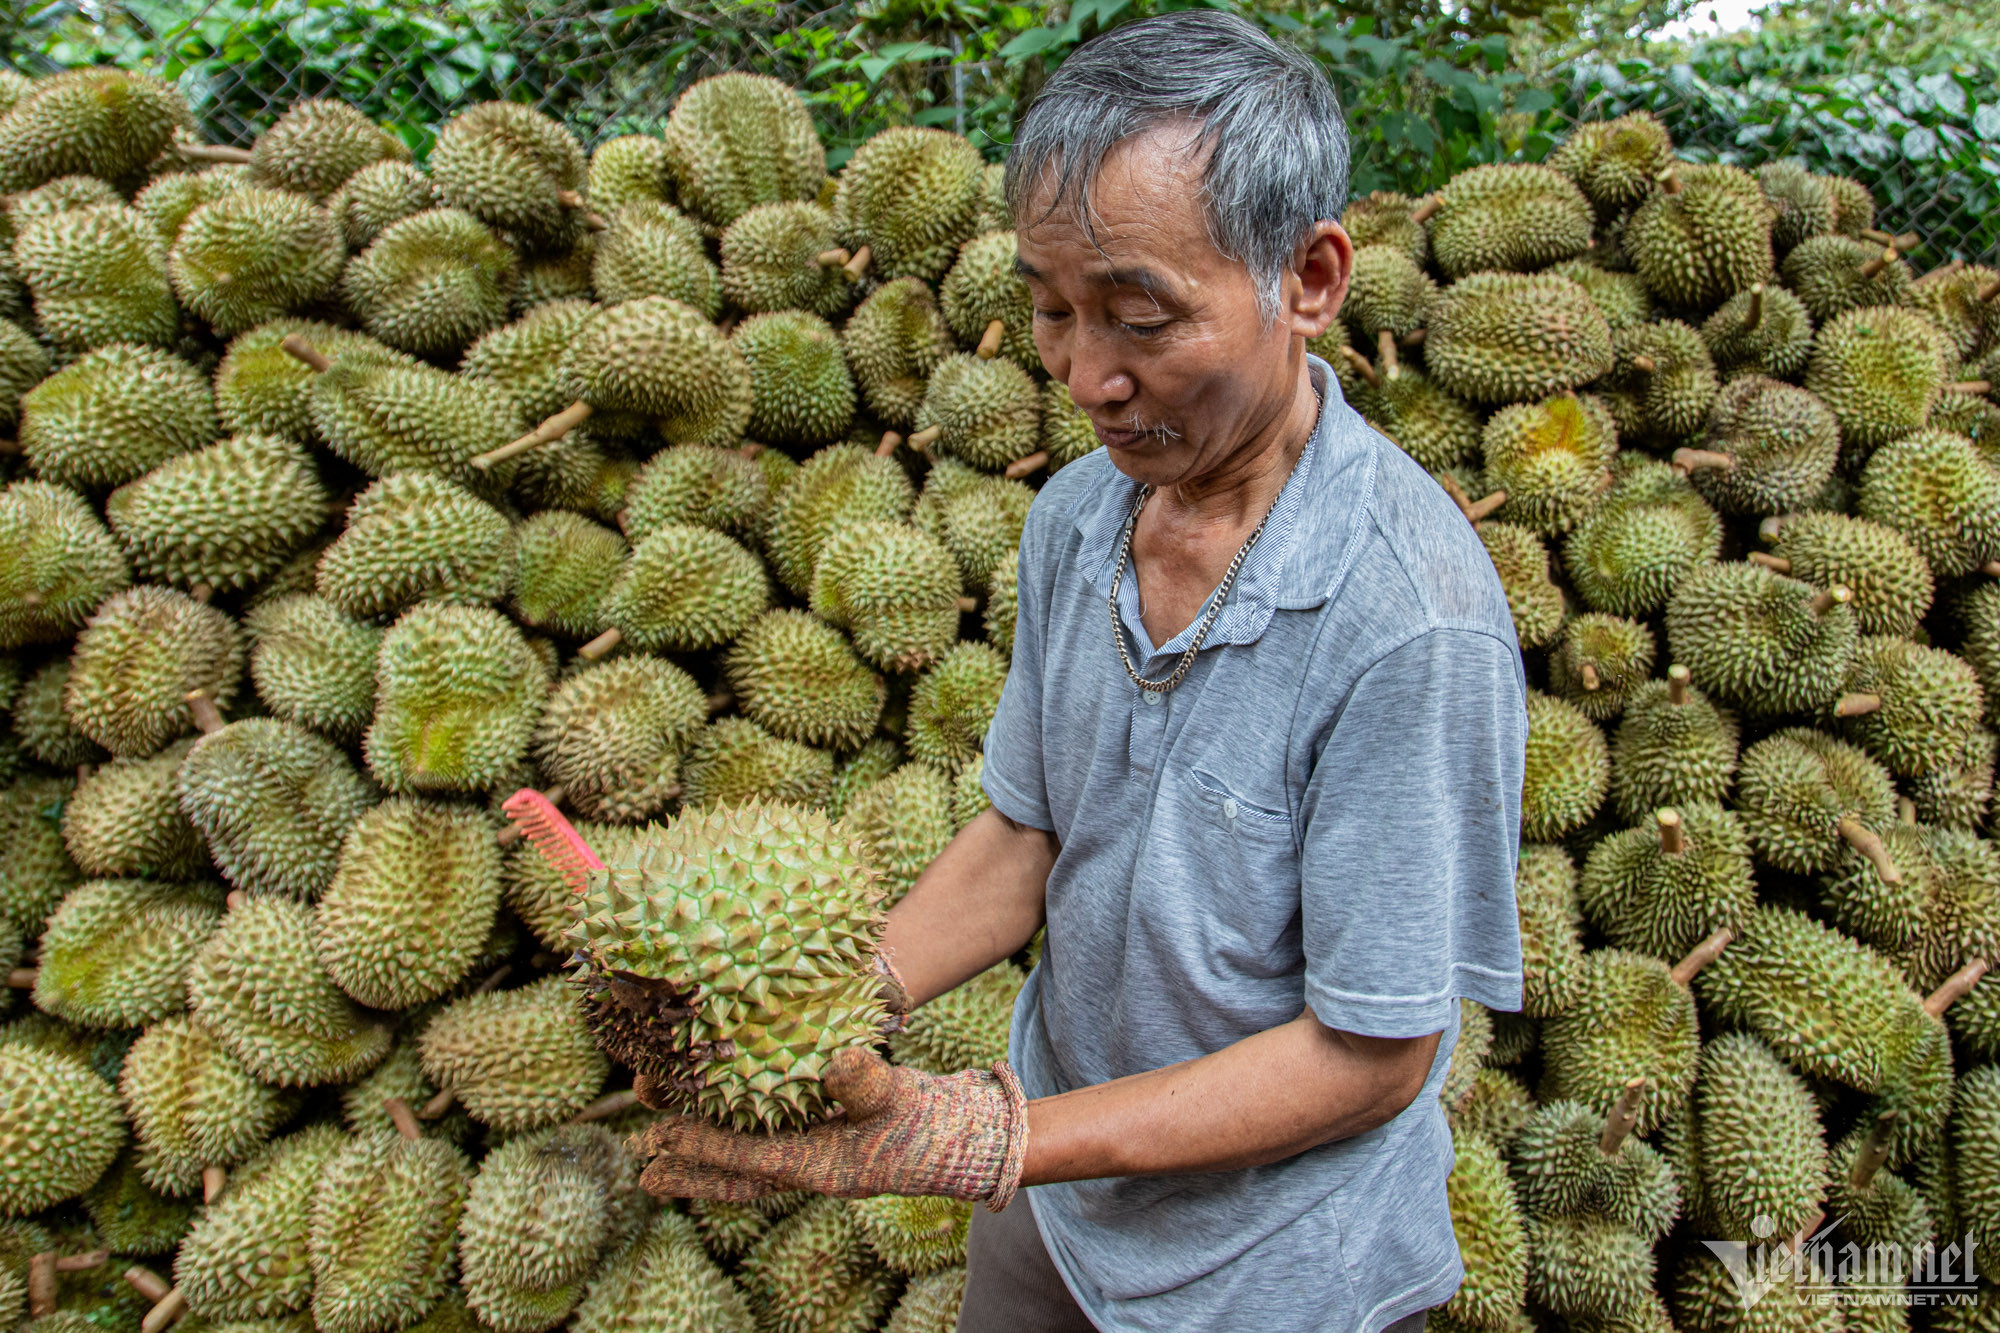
184;688;225;735
6;968;35;989
1899;796;1918;825
1859;247;1898;281
705;692;733;714
1580;663;1602;692
1671;447;1735;475
1747;551;1792;573
976;319;1006;359
1786;1209;1826;1255
495;786;566;847
577;627;622;661
418;1089;456;1121
1657;808;1685;855
1978;278;2000;304
1669;927;1735;986
553;190;608;231
201;1165;226;1202
1808;585;1852;616
873;431;903;459
1743;282;1765;331
1667;664;1690;706
383;1097;423;1143
1834;692;1884;718
1338;345;1380;389
1850;1110;1900;1191
1599;1075;1650;1154
1837;815;1902;886
842;245;873;281
1377;330;1401;379
815;247;852;269
1946;380;1994;395
1924;958;1989;1018
570;1089;640;1124
1005;451;1050;480
1408;195;1441;225
472;401;595;472
278;334;331;373
906;424;944;451
500;787;606;897
1629;354;1658;374
955;595;979;614
177;143;254;165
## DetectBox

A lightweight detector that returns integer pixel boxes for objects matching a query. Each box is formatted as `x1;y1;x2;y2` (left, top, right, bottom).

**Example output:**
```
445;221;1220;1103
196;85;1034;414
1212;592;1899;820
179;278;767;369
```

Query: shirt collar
1071;353;1380;654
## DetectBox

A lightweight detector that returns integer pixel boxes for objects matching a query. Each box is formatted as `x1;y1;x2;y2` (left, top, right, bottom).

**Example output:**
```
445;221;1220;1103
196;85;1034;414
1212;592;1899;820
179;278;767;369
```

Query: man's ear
1287;220;1353;342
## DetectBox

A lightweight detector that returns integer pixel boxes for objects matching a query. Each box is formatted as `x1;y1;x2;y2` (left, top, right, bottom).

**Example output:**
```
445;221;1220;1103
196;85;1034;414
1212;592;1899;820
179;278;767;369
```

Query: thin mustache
1096;416;1183;443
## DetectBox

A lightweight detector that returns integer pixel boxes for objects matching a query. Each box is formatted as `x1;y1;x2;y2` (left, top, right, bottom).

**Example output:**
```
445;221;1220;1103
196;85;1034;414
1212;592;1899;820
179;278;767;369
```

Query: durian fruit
1910;728;1995;831
1342;362;1485;473
677;717;834;809
1446;1067;1537;1158
10;204;178;350
64;584;244;758
1827;637;1982;778
1760;511;1931;641
1665;562;1857;717
1565;453;1723;618
762;443;917;595
315;799;501;1010
842;277;954;428
1782;234;1911;323
133;162;248;250
1481;393;1616;537
417;975;609;1132
1541;941;1714;1134
884;1267;965;1333
1549;111;1675;215
734;310;857;446
509;511;627;640
687;1193;813;1265
1511;1095;1679;1239
1857;428;2000;579
841;763;953;906
316;472;514;619
940;229;1035;369
1611;668;1737;831
725;609;885;752
0;480;129;649
1342;244;1435;357
213;318;383;442
533;656;705;822
1947;1065;2000;1257
591;201;722;315
830;739;904;822
1604;319;1718;444
1515;844;1587;1018
174;1123;344;1319
570;1210;754;1333
119;1015;294;1196
1341;191;1431;266
832;126;984;284
169;188;344;336
719;200;856;320
1735;727;1898;876
515;243;597;313
851;1195;970;1276
308;1122;472;1333
1524;1211;1661;1322
586;134;669;210
17;342;216;491
893;960;1025;1075
106;434;328;593
32;878;225;1028
459;299;591;424
907;641;1007;774
1428;164;1594;280
1820;822;1999;992
661;72;827;234
430;102;588;252
12;662;106;768
1522;689;1610;842
1549;259;1655;331
511;434;637;525
246;98;408;200
82;1149;195;1255
0;68;190;192
342;208;519;355
329;160;440;250
592;522;771;656
364;602;550;795
985;558;1018;659
1437;1127;1529;1330
1426;271;1615;406
622;445;771;544
1684;375;1840;518
1805;307;1950;452
1580;804;1755;960
245;595;383;746
911;352;1042;473
1480;521;1565;651
1699;280;1814;379
1624;163;1775;312
0;318;50;432
1549;614;1656;720
309;348;528;489
1670;1031;1828;1238
1441;1000;1497;1113
0;1045;124;1214
911;459;1033;591
1906;262;2000;363
1757;160;1837;255
61;742;206;879
739;1197;896;1333
1670;1248;1840;1333
457;1125;646;1333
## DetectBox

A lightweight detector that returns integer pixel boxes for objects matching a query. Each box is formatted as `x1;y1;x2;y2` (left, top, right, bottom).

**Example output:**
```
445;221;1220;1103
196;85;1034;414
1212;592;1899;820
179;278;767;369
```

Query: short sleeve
980;541;1055;832
1297;627;1528;1039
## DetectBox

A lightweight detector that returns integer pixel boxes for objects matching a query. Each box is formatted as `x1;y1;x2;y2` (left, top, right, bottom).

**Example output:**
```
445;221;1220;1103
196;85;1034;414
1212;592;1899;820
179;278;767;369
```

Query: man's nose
1062;326;1134;414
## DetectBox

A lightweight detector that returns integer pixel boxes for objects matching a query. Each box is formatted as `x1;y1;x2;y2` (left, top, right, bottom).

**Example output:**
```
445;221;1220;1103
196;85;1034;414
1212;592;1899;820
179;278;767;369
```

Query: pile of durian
1;53;1999;1333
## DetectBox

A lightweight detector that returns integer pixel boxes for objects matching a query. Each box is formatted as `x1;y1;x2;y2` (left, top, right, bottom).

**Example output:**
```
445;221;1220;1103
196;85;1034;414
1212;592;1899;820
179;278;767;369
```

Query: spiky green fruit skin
662;73;825;233
0;315;51;431
1830;637;1983;777
1476;521;1563;652
842;277;953;428
741;1196;895;1333
1341;191;1430;265
679;717;834;810
1427;271;1616;406
1521;690;1609;842
592;201;721;316
511;434;635;523
456;299;589;425
0;1045;121;1214
33;877;223;1028
840;763;953;907
1438;1128;1528;1329
11;203;178;351
940;229;1035;366
19;342;216;490
246;98;405;199
834;126;983;283
418;975;609;1132
1510;1100;1678;1235
1524;1213;1657;1322
0;68;189;191
725;609;884;752
245;595;381;746
13;662;105;768
586;133;669;210
1549;111;1674;213
828;739;903;823
1782;233;1911;323
213;319;379;442
502;821;634;953
1859;428;2000;579
1026;383;1094;474
365;602;549;796
108;434;328;594
308;1129;471;1333
1608;679;1737;827
985;556;1018;658
134;162;248;248
1549;259;1654;333
623;445;770;543
851;1195;969;1276
1481;394;1616;537
60;742;205;879
317;473;514;619
313;355;527;488
1823;1123;1936;1264
503;511;624;642
1346;369;1482;473
119;1015;293;1196
1626;164;1774;310
176;1124;347;1319
1665;562;1857;717
515;242;597;312
562;297;752;446
1608;319;1719;443
915;352;1042;472
343;207;518;355
1807;307;1950;452
1342;243;1435;342
0;481;128;649
1910;728;1995;832
573;1210;756;1333
602;523;770;653
733;310;856;446
912;461;1032;592
1448;1066;1535;1149
1734;727;1895;873
458;1125;645;1333
907;641;1006;775
65;585;245;759
1677;1031;1828;1237
1758;161;1837;254
763;444;916;595
688;1194;813;1265
718;200;852;318
1429;164;1593;280
430;102;586;252
1439;998;1495;1114
534;657;705;822
1580;802;1754;961
1700;281;1813;378
169;188;343;336
890;960;1022;1076
1565;453;1722;618
1549;614;1655;721
1514;844;1586;1018
329;159;438;249
1688;374;1836;517
884;1268;964;1333
1952;1066;2000;1258
1672;1249;1842;1333
1541;950;1697;1135
82;1149;195;1254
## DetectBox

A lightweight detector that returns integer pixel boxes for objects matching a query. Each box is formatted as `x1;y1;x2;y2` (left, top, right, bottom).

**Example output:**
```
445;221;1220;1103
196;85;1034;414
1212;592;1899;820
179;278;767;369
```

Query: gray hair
1004;10;1351;325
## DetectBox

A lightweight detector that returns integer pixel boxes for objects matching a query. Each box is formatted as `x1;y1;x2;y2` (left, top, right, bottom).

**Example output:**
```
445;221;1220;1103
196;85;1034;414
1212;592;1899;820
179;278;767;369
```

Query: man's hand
631;1047;1030;1211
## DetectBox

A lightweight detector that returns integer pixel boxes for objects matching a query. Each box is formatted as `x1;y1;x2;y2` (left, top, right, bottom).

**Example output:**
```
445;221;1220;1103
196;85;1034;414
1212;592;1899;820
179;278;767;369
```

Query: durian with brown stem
909;352;1043;474
1664;561;1858;717
590;200;722;315
1824;637;1983;779
60;740;207;880
661;72;827;234
430;101;589;252
1579;803;1756;961
582;521;772;660
1564;453;1723;619
418;974;610;1132
1680;375;1840;518
586;133;670;210
1623;161;1775;312
1340;191;1431;266
1602;319;1717;444
1549;111;1675;215
720;200;856;319
1699;280;1814;379
1548;614;1656;721
341;207;520;356
842;277;956;429
1477;521;1565;652
63;584;244;759
832;126;985;283
1734;727;1901;880
533;655;707;822
1609;665;1738;824
941;229;1036;369
1782;233;1913;323
1479;393;1617;538
169;188;345;336
761;442;917;595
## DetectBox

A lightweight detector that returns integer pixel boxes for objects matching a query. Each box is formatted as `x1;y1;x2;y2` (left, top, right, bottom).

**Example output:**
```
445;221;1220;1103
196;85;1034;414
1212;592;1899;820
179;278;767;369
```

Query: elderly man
636;11;1529;1331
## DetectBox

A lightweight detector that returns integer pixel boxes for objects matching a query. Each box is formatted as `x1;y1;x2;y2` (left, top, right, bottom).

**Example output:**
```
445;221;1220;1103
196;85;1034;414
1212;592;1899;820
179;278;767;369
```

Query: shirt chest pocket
1169;765;1302;971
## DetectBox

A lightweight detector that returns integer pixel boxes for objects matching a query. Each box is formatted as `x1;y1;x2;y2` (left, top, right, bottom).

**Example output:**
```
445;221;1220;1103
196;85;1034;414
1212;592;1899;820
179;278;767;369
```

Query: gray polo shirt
980;354;1529;1333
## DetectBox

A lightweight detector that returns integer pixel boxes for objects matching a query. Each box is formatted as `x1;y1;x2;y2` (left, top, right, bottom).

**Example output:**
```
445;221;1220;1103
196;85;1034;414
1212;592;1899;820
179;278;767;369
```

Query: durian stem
1629;354;1658;374
571;1089;640;1124
1658;167;1683;194
224;890;246;911
201;1166;226;1202
1657;808;1685;855
52;1252;108;1273
1599;1075;1650;1154
139;1287;186;1333
1464;490;1508;523
184;688;225;734
1378;330;1401;380
1979;278;2000;304
1743;282;1765;331
1670;927;1735;986
1859;248;1898;280
554;190;607;231
1861;227;1894;247
1899;796;1918;825
1924;958;1989;1018
473;964;511;995
1667;664;1690;705
1747;552;1793;574
418;1089;456;1120
577;627;623;661
956;595;979;613
1580;662;1601;692
976;319;1006;359
1401;327;1428;348
27;1255;55;1317
383;1097;423;1143
1338;345;1380;388
1808;585;1851;616
473;401;594;471
874;431;903;458
123;1267;171;1304
842;245;872;281
815;247;851;269
0;437;19;455
1838;816;1902;886
6;968;35;989
1850;1110;1900;1191
177;143;253;164
188;583;213;605
278;334;330;373
1005;450;1050;480
1834;691;1883;718
706;692;733;714
907;424;944;451
1409;195;1442;225
1946;380;1993;395
738;440;766;459
1671;447;1735;475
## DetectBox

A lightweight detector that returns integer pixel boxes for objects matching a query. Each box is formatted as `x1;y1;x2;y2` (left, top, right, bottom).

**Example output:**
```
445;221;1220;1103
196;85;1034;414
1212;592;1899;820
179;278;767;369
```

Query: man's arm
879;805;1059;1007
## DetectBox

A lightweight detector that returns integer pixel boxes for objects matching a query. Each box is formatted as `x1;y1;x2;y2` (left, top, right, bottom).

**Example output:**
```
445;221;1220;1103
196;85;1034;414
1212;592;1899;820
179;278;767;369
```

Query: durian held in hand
500;787;1029;1210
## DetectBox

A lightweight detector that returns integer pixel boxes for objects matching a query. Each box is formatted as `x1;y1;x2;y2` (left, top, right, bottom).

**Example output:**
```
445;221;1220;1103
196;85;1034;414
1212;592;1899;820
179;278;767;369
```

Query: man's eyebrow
1011;258;1176;298
1013;255;1042;280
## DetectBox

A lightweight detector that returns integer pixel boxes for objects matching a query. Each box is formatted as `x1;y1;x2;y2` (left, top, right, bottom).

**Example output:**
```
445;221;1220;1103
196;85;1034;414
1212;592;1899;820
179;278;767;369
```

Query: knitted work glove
631;1046;1029;1211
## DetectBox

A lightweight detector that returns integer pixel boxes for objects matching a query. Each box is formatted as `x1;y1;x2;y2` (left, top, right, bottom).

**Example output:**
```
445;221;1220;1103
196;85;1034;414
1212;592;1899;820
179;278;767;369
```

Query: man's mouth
1093;419;1175;450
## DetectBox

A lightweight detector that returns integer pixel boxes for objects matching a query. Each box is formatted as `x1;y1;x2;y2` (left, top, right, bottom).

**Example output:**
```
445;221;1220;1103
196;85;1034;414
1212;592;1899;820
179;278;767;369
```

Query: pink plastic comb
501;788;605;896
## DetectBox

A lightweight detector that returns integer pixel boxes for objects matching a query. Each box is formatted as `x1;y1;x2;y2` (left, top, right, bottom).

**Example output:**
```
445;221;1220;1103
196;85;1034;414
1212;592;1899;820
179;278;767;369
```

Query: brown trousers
956;1192;1433;1333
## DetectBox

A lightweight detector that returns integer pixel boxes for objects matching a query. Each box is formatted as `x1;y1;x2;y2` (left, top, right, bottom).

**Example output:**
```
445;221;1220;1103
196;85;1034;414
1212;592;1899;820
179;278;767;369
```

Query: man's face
1014;125;1343;491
